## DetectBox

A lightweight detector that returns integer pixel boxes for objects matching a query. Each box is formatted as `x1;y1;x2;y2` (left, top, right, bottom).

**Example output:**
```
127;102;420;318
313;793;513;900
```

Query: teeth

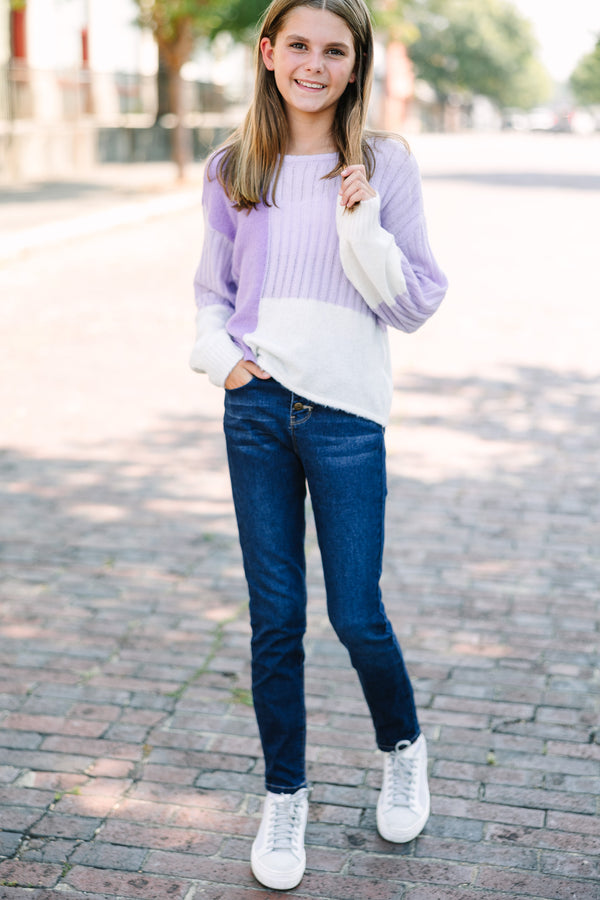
296;80;325;89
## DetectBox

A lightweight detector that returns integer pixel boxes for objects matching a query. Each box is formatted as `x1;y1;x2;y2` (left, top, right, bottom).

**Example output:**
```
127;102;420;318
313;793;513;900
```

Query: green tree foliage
570;38;600;106
370;0;420;43
509;55;552;111
402;0;550;109
134;1;222;73
212;0;269;41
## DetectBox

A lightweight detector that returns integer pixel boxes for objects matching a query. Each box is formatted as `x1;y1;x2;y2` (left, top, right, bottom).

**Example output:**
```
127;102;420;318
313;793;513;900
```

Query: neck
286;109;336;156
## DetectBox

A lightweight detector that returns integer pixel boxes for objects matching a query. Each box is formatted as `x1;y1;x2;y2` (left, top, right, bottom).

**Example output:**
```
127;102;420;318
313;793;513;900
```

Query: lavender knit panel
376;147;449;331
262;155;373;317
225;200;270;346
196;158;269;351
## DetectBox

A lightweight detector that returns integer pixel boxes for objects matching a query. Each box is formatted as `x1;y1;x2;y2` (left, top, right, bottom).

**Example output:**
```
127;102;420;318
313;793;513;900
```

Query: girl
190;0;448;890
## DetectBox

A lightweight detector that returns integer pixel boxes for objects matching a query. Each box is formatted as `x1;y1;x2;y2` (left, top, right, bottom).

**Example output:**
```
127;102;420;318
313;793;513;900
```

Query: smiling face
260;6;357;125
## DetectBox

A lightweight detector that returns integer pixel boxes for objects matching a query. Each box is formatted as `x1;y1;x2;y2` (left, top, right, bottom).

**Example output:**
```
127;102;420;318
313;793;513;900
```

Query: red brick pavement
1;135;599;899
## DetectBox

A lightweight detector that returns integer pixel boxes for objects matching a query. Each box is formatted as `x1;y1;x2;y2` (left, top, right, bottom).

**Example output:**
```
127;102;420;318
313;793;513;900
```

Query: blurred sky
511;0;600;81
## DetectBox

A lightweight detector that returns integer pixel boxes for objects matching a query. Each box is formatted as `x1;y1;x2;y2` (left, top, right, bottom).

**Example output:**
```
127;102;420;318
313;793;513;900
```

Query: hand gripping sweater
190;137;448;426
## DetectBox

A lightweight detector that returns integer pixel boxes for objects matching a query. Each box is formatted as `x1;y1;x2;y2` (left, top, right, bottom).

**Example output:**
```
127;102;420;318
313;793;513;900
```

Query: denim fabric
223;377;420;793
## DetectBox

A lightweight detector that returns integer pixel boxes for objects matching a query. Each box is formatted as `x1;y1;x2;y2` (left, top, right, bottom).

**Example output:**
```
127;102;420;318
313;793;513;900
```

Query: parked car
527;106;558;131
570;108;597;135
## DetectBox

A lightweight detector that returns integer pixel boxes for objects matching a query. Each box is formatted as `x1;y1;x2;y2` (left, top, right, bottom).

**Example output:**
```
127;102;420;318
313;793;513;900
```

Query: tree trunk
155;47;170;125
156;17;195;181
167;65;190;180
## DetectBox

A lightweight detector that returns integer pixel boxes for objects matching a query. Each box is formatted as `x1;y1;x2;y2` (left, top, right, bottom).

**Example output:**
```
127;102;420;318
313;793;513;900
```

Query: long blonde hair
216;0;375;211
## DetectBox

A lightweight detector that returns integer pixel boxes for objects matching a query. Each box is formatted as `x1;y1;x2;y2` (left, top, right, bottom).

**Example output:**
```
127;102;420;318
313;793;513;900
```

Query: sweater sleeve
189;164;243;386
335;147;448;333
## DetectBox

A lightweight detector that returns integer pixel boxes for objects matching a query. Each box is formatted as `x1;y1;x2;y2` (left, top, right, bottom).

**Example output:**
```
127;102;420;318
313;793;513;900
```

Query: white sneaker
251;788;309;890
376;734;430;843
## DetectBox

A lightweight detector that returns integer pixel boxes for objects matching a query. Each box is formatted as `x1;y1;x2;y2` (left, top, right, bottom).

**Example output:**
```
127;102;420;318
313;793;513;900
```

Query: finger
341;180;367;201
225;370;251;389
340;177;365;201
245;361;271;379
340;171;372;204
345;191;364;208
341;170;365;189
343;184;370;207
341;165;366;178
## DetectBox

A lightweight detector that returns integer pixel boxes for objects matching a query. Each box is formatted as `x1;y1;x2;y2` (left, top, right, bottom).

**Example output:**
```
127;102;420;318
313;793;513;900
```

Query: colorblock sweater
190;137;448;426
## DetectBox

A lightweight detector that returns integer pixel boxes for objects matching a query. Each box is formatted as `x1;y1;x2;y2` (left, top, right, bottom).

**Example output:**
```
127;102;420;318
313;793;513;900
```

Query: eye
289;41;307;50
327;48;345;56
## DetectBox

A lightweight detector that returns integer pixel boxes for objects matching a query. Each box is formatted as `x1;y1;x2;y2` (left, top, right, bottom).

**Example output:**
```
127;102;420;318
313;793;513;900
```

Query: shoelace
386;740;417;807
268;793;305;852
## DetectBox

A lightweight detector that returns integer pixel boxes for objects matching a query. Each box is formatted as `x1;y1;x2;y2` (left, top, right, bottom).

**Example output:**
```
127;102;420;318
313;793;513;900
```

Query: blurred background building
0;0;250;180
1;0;599;182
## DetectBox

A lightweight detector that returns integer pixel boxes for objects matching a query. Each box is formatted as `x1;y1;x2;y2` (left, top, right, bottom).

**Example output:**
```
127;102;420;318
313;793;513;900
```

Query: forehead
278;6;354;44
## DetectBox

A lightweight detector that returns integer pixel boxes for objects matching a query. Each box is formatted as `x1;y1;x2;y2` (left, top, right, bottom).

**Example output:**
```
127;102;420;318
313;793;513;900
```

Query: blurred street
1;132;599;899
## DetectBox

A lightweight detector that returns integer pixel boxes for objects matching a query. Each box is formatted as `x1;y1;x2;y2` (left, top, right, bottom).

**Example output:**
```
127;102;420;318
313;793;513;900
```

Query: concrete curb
0;187;204;264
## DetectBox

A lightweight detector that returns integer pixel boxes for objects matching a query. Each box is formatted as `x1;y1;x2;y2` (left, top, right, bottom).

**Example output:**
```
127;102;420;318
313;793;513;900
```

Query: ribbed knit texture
262;154;365;315
191;138;448;425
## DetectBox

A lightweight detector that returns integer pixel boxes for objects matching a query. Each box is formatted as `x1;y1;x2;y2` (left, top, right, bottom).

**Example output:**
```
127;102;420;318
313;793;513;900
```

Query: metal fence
0;63;236;125
0;62;248;177
0;64;158;124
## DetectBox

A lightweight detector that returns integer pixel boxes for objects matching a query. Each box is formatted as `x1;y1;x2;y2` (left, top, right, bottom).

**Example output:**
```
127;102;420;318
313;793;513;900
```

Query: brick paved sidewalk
1;135;599;899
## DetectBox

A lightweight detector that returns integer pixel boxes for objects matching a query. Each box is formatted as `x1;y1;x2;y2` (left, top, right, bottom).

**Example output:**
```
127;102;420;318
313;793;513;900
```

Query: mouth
295;79;326;91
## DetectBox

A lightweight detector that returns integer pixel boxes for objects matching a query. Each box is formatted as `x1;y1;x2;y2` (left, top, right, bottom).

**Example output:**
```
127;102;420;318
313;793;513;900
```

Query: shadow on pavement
1;363;598;678
0;182;116;205
423;171;600;191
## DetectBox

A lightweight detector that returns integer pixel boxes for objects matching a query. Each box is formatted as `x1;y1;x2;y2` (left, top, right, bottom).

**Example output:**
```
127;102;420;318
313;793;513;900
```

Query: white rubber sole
250;847;306;891
376;799;430;843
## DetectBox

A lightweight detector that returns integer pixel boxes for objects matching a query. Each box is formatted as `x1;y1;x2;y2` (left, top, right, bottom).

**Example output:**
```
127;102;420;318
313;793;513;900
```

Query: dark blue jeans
223;378;420;793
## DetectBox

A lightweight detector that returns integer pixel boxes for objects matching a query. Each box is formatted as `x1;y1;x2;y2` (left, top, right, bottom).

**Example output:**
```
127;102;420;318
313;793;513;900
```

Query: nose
304;51;323;72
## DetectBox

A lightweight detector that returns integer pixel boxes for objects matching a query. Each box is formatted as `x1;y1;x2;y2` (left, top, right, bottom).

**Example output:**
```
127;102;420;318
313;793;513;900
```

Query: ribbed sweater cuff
336;194;382;241
190;332;243;387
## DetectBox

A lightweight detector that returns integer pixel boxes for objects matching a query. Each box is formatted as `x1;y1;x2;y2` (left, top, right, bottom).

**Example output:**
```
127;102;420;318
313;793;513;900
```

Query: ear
349;72;356;84
260;37;276;71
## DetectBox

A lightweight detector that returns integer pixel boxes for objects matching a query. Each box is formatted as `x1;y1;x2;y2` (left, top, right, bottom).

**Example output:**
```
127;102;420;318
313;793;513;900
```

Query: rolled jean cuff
266;779;309;795
378;729;421;753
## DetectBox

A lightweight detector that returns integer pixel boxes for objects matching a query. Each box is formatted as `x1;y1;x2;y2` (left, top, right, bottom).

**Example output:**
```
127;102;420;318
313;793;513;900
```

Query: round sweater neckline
284;151;338;160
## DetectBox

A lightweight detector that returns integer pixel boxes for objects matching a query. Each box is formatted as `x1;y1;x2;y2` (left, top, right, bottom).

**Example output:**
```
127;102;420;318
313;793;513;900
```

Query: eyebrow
285;33;352;51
